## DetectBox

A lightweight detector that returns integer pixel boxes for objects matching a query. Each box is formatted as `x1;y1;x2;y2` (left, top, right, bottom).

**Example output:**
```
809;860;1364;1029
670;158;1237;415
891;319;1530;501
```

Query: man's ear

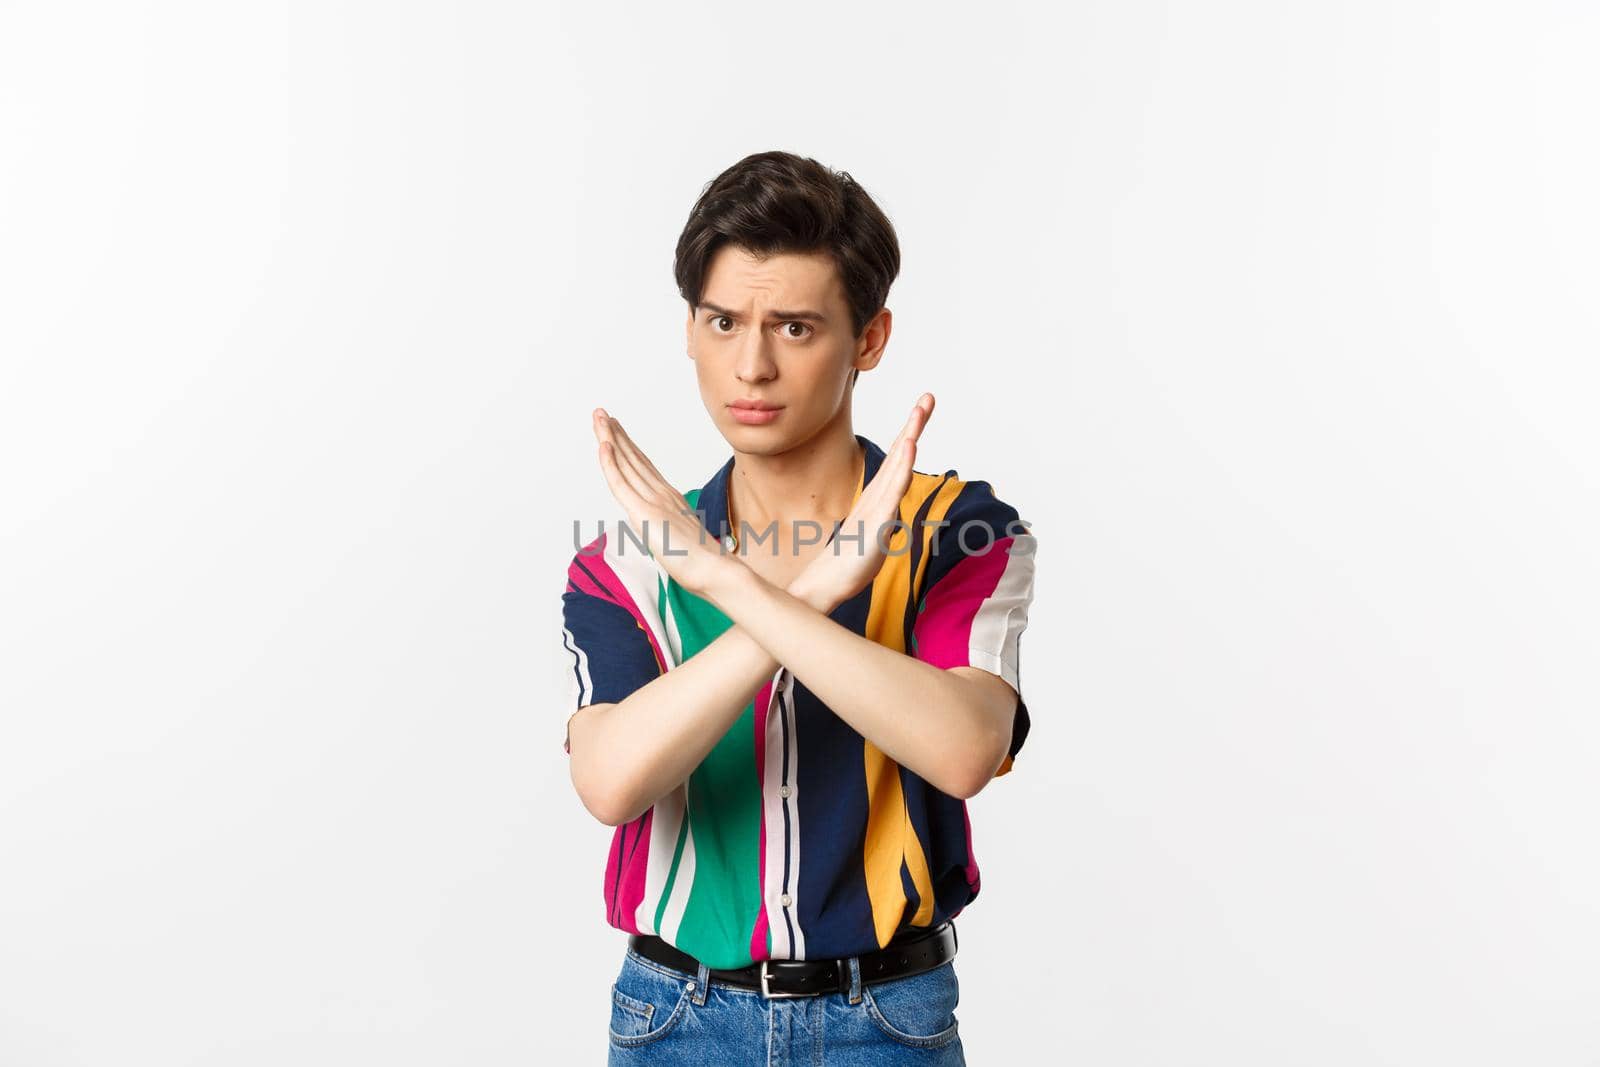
852;306;892;374
685;305;696;357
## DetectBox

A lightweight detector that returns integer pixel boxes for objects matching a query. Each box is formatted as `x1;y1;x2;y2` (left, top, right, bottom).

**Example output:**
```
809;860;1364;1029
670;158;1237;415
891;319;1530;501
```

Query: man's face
686;245;886;454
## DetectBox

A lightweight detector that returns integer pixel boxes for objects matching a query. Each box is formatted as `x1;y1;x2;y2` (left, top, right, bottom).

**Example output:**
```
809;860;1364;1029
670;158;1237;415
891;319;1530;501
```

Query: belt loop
847;955;862;1004
692;960;710;1005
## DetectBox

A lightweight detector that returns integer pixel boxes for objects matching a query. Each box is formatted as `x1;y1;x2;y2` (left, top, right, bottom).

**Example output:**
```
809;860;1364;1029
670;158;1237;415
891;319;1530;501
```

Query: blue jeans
607;944;966;1065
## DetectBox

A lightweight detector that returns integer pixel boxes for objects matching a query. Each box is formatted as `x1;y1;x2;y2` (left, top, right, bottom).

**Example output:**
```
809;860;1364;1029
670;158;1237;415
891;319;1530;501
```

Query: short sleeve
910;479;1036;775
559;532;669;755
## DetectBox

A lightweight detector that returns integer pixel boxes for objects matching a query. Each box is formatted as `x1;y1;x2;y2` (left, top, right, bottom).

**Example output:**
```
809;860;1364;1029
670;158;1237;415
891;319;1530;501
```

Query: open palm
808;393;936;607
592;409;729;598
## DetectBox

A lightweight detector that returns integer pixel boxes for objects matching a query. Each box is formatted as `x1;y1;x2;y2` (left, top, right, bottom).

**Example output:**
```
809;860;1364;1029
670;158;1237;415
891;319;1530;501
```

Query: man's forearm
703;564;1006;798
568;574;835;826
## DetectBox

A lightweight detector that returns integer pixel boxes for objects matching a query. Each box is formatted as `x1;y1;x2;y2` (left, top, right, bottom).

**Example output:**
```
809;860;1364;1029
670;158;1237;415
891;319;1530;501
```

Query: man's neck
726;421;865;547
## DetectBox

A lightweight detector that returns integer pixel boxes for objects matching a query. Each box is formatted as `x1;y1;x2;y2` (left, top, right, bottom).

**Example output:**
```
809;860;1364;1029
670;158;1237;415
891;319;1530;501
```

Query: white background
3;2;1597;1064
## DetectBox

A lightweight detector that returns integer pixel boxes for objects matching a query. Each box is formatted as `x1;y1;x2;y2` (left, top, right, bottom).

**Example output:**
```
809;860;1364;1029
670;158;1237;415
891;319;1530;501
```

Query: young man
559;151;1036;1065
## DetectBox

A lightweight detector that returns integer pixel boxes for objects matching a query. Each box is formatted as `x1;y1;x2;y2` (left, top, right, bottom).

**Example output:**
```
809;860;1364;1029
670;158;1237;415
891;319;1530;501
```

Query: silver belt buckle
759;960;809;999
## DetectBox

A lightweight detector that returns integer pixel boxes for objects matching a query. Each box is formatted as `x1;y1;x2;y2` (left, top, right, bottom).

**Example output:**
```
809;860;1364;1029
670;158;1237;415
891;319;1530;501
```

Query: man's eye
780;322;812;339
711;315;734;331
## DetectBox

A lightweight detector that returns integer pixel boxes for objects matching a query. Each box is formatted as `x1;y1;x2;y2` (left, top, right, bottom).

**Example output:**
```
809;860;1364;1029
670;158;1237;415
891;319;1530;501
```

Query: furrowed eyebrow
700;300;827;323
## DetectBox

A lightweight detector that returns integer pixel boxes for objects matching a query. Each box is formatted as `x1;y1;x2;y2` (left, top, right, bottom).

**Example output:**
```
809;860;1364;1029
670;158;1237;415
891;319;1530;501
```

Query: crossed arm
566;563;1018;827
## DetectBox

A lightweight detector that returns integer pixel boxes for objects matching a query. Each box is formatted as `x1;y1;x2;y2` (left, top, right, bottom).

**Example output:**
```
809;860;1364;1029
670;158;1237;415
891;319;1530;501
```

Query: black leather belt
627;920;957;999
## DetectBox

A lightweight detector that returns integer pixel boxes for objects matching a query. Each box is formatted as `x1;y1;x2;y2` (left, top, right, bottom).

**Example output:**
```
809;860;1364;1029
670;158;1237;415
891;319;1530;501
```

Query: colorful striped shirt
559;433;1036;970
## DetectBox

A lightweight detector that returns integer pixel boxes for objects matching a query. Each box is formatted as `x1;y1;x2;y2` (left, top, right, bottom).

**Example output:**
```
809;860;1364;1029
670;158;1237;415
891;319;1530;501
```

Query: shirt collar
695;433;886;543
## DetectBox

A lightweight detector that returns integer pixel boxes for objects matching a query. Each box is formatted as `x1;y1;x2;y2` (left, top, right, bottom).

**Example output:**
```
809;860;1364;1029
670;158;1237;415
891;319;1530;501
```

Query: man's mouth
729;399;784;424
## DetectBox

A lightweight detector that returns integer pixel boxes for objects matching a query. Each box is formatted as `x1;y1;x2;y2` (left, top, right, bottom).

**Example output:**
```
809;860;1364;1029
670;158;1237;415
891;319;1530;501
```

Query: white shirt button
779;786;791;798
780;894;792;907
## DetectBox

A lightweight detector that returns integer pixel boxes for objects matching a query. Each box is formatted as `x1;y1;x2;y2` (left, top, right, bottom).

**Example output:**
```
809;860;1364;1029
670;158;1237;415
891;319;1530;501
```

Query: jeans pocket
861;959;961;1049
608;949;694;1048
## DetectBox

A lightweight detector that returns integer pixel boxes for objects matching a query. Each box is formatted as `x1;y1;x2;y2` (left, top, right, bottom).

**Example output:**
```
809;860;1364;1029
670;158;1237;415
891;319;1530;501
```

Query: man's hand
797;393;935;611
593;408;734;600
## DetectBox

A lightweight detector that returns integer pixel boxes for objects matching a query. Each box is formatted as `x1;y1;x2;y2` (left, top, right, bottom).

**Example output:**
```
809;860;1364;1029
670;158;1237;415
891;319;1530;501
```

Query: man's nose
735;330;777;383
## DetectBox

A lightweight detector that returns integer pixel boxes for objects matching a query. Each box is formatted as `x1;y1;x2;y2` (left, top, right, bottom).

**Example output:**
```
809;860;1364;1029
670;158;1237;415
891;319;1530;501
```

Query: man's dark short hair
674;151;901;385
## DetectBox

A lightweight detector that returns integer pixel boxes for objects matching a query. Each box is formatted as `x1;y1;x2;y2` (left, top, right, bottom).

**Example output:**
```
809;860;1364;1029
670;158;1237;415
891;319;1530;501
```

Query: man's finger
595;411;656;519
858;437;911;529
601;417;660;503
865;441;914;551
903;393;933;446
609;418;679;497
885;392;934;459
908;393;934;445
605;416;669;499
597;439;646;518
